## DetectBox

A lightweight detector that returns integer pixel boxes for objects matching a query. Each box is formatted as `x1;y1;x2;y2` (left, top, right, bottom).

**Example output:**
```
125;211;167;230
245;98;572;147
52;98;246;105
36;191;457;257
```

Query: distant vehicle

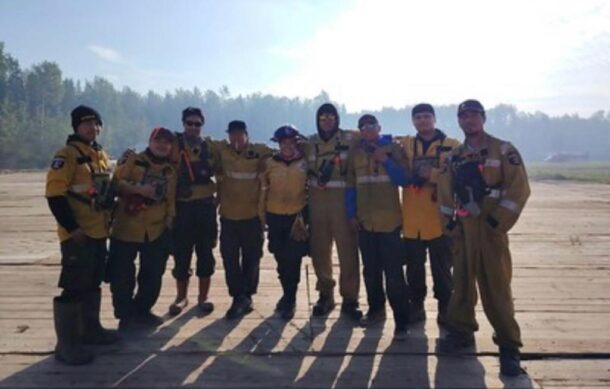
544;152;589;163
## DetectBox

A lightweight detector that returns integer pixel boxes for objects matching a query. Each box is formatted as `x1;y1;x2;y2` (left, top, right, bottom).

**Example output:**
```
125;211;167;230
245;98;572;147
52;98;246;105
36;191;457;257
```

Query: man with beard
437;100;530;376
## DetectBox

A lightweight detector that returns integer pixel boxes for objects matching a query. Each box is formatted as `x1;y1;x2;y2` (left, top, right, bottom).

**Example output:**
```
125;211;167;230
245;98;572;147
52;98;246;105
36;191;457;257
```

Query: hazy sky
1;0;609;116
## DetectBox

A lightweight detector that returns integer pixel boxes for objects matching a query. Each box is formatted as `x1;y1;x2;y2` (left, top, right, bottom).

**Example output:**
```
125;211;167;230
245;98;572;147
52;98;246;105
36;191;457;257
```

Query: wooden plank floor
1;172;609;388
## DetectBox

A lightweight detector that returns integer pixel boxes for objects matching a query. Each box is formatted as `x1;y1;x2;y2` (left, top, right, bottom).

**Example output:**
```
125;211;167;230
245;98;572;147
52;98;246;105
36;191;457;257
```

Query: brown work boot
198;277;214;314
168;279;189;316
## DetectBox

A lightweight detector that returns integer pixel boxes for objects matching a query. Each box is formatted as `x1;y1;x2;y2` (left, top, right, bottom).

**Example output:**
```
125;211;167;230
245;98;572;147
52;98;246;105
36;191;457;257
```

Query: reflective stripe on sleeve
500;198;520;213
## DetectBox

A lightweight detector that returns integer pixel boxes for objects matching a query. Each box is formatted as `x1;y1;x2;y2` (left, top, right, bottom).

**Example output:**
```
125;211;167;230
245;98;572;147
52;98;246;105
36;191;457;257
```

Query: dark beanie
411;103;435;118
182;106;205;123
227;120;247;133
71;105;102;131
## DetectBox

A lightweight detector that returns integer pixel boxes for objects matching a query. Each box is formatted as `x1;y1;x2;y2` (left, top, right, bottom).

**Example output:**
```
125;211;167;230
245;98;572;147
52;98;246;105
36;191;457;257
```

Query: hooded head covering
316;103;340;140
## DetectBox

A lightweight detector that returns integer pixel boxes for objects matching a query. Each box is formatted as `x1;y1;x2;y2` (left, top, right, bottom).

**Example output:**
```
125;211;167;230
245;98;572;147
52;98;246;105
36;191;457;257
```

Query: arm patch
507;150;522;165
51;156;66;170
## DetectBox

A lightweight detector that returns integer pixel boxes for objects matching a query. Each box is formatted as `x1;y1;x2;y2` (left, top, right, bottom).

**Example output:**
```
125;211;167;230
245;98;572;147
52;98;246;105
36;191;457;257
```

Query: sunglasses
185;120;203;127
319;114;337;121
359;123;378;131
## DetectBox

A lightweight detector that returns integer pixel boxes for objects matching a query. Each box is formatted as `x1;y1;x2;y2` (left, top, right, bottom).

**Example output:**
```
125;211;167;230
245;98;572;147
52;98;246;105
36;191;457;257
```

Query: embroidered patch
507;150;522;165
51;156;65;170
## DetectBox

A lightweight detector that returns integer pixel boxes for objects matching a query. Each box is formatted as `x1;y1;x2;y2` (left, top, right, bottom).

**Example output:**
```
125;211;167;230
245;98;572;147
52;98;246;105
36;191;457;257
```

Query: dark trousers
59;237;107;300
359;228;410;327
107;232;171;319
266;211;308;303
172;198;217;280
220;217;264;298
404;236;453;305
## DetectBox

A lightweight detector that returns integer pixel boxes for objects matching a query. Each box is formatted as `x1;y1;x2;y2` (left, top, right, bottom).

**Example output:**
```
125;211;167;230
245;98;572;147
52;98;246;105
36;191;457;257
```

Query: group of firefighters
45;100;530;376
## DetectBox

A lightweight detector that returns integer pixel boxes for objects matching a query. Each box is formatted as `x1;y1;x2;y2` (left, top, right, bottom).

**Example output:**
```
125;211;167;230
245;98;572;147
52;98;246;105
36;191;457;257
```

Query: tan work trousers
447;216;522;349
308;188;360;303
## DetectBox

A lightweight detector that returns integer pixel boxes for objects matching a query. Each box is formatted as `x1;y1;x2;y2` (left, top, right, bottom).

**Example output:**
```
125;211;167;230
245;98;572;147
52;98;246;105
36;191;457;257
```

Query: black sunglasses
185;120;203;127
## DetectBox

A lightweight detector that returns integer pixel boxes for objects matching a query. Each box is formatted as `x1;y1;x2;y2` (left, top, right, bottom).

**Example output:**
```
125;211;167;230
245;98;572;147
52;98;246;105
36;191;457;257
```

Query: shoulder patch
51;156;66;170
500;142;511;155
507;150;522;166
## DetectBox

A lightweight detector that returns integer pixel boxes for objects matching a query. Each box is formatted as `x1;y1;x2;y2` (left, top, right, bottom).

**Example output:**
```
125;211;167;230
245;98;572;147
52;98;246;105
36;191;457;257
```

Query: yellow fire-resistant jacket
346;140;407;233
170;133;219;201
401;131;460;240
215;140;273;220
110;150;177;243
305;129;358;191
46;136;112;242
259;154;308;216
437;132;531;233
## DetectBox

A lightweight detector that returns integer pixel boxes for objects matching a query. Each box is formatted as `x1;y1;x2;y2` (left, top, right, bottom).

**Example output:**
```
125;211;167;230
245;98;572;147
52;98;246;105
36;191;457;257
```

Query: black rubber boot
81;288;120;345
500;346;525;376
312;294;335;317
53;297;94;365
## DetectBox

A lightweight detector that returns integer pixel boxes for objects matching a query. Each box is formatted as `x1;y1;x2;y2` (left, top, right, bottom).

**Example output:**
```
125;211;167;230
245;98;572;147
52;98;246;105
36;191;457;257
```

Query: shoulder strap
67;143;97;176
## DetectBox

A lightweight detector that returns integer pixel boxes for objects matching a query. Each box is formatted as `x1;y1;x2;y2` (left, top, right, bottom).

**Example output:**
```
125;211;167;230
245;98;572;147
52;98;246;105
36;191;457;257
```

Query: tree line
1;42;609;168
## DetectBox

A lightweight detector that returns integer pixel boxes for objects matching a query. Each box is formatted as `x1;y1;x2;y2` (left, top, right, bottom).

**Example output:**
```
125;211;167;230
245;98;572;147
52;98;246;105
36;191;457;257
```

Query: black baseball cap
412;103;435;118
457;99;485;117
227;120;247;133
358;114;379;129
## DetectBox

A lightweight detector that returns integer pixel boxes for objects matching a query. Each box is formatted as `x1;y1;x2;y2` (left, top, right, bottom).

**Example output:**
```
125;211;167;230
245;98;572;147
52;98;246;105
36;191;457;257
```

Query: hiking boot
135;311;164;327
359;308;386;327
500;346;525;376
280;302;296;321
438;330;475;353
312;294;335;317
225;296;253;320
394;325;408;341
341;301;363;322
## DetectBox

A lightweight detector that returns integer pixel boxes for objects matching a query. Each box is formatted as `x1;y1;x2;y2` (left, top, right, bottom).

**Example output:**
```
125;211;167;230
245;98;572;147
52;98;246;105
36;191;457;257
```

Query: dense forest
1;42;609;168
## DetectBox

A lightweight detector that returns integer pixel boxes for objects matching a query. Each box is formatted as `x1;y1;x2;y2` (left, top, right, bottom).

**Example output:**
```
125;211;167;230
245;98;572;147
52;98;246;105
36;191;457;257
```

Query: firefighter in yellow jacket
346;114;412;339
45;105;119;365
215;120;273;319
437;100;530;377
304;103;362;321
168;107;220;316
260;125;309;321
400;103;460;325
107;127;177;330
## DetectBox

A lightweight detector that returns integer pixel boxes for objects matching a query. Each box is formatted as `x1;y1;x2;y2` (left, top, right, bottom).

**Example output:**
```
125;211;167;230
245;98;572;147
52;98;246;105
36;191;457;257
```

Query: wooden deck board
0;173;609;387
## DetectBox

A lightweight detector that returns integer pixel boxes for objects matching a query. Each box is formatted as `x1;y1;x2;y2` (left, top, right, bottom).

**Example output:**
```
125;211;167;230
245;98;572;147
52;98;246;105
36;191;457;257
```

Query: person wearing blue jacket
345;114;413;339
